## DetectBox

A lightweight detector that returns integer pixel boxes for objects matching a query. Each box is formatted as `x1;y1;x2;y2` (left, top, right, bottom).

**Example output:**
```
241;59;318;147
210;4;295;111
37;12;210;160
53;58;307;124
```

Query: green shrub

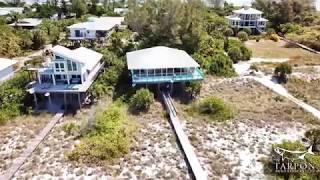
129;88;154;112
243;28;252;35
0;71;32;125
280;23;303;34
185;81;202;99
237;31;249;42
269;34;280;42
68;105;132;163
274;63;292;83
0;25;22;57
24;56;44;67
224;28;234;37
266;28;275;36
228;46;242;63
192;96;234;122
227;39;252;61
62;122;80;136
250;64;259;72
240;45;252;60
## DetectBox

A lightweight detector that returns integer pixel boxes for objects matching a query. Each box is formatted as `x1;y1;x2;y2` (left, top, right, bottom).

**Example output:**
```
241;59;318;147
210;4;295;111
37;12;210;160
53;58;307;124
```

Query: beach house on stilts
126;46;204;92
27;45;104;112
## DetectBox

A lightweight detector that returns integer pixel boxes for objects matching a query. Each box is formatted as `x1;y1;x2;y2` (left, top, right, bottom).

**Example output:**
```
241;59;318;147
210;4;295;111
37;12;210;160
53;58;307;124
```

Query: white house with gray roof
28;45;104;111
226;5;268;33
67;16;124;40
0;58;17;82
0;7;23;16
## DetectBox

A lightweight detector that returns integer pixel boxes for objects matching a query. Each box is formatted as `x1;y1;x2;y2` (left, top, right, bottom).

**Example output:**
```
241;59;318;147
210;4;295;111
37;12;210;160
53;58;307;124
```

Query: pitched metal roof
127;46;200;70
67;17;124;31
52;45;102;71
9;18;42;27
233;7;263;14
0;58;17;71
0;7;23;16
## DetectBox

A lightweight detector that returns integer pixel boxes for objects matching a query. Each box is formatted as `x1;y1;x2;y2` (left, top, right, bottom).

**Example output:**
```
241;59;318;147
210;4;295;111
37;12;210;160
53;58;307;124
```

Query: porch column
64;92;67;111
67;74;70;85
33;93;38;109
38;72;42;84
45;92;52;110
52;74;56;85
78;92;81;109
80;74;83;84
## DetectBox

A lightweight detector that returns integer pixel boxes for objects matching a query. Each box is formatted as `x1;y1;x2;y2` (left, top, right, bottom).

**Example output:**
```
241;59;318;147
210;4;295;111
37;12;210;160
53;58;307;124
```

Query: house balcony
68;32;86;40
131;68;204;85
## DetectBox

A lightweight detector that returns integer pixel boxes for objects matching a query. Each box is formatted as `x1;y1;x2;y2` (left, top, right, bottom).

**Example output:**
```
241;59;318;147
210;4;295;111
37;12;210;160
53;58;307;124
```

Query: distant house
114;8;128;16
28;45;104;111
204;0;225;8
9;18;42;29
126;46;204;88
226;5;268;33
0;7;23;16
67;16;124;40
0;58;17;82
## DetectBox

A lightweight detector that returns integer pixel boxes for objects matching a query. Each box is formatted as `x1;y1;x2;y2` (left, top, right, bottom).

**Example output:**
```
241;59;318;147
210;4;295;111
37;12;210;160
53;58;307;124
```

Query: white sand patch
183;120;311;179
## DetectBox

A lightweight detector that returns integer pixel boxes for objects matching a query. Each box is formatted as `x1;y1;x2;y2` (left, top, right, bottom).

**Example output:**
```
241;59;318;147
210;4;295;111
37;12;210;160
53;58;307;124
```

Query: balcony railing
132;68;204;84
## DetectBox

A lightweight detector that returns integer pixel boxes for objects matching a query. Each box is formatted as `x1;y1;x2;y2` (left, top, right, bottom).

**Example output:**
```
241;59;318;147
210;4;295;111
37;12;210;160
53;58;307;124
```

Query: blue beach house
126;46;204;87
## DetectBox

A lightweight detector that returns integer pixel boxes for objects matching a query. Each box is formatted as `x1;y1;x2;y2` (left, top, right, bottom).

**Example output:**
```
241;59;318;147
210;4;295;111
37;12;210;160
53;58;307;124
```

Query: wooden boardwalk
0;112;64;180
281;37;320;54
162;92;207;180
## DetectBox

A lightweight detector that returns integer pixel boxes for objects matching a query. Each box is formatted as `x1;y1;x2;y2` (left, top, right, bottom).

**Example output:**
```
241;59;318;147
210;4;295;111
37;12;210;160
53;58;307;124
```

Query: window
60;63;65;72
72;62;77;71
67;60;72;71
56;55;63;60
72;75;81;79
55;63;60;72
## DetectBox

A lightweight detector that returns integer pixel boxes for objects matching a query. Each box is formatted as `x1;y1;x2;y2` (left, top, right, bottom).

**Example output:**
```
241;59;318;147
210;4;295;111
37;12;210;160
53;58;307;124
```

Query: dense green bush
62;122;80;136
237;31;249;42
227;39;252;62
269;34;280;42
185;81;202;99
191;96;234;122
224;28;234;37
129;88;154;112
0;25;22;57
280;23;303;34
89;50;126;98
227;46;242;63
31;29;47;50
194;51;236;77
274;63;292;83
0;72;32;124
68;105;132;163
243;28;252;35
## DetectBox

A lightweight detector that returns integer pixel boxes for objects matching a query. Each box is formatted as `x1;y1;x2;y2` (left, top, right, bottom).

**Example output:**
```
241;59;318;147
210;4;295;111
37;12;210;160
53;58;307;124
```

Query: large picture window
72;62;77;71
55;62;65;72
67;60;72;71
